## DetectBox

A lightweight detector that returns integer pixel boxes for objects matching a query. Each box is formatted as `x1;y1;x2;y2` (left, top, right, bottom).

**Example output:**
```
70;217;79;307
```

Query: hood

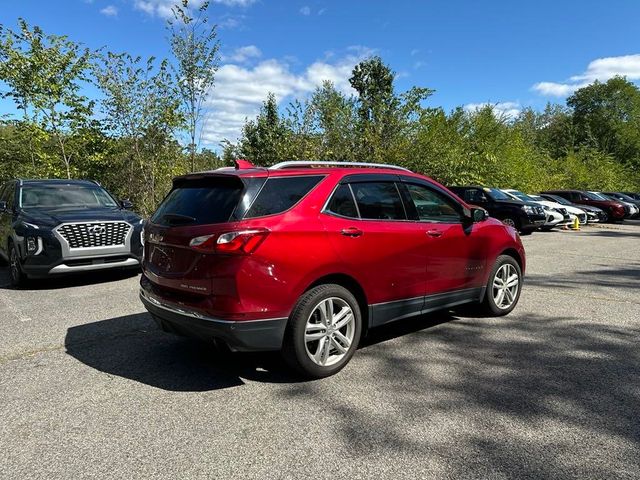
20;207;142;229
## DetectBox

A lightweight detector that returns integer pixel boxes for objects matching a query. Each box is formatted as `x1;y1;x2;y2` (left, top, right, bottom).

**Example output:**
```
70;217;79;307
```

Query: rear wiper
161;213;197;225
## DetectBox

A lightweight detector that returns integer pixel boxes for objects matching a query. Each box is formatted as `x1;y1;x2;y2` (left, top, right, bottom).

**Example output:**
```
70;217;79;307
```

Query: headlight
20;221;40;230
521;205;535;214
25;236;42;255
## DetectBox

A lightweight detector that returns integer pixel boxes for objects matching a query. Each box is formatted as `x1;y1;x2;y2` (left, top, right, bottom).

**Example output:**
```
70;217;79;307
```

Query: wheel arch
499;247;524;272
305;273;370;337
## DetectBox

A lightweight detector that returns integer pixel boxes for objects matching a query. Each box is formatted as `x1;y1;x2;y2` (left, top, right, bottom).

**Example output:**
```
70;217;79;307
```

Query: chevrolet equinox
140;161;526;378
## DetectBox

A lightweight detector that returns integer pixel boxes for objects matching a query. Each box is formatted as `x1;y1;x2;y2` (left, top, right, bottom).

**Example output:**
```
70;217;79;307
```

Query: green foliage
0;19;94;178
568;76;640;170
1;17;639;218
230;60;640;194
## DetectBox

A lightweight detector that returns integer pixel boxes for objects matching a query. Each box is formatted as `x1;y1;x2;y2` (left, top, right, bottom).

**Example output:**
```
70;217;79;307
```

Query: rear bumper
139;288;287;352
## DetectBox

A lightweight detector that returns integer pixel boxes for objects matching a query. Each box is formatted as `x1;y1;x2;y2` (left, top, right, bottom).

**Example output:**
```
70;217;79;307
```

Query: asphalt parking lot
1;222;639;479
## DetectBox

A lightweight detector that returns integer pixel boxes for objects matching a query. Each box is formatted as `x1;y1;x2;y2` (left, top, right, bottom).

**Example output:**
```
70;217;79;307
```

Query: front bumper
17;222;143;278
139;287;287;352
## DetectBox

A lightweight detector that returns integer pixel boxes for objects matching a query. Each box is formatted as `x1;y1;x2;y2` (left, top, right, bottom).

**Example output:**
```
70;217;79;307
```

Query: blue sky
1;0;640;148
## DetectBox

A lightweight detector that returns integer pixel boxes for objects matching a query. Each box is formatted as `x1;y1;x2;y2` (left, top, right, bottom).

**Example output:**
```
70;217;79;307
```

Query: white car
501;189;566;230
527;194;588;225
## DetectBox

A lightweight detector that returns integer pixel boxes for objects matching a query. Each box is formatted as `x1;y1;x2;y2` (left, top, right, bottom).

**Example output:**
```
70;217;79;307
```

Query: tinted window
245;175;324;218
327;184;358;218
152;177;243;226
20;184;117;209
405;184;461;223
350;182;406;220
463;188;489;204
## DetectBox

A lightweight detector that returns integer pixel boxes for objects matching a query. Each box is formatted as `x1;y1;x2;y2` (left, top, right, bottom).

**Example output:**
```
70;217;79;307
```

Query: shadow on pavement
277;313;640;478
65;312;303;391
65;310;458;392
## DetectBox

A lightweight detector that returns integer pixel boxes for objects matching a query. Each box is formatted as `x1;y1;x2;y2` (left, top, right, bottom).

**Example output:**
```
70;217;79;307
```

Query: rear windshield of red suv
151;177;244;226
151;174;325;226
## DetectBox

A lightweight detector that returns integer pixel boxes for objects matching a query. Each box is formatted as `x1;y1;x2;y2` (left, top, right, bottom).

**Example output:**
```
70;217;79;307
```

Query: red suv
140;161;526;378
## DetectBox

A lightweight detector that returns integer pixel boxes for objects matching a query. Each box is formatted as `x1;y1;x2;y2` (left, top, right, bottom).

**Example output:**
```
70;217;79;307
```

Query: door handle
426;230;443;238
341;227;363;237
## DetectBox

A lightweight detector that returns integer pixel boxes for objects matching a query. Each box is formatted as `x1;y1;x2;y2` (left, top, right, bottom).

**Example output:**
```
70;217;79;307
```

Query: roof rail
270;161;412;172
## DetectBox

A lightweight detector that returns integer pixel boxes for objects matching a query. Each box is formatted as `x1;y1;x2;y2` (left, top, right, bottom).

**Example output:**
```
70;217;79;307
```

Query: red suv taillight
189;228;270;254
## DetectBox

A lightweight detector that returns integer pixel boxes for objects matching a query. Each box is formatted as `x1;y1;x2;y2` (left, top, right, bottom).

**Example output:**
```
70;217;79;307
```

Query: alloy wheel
492;263;520;310
502;218;516;228
304;297;355;367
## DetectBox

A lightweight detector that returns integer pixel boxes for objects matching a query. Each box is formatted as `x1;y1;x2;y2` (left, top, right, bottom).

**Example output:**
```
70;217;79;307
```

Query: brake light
189;228;270;254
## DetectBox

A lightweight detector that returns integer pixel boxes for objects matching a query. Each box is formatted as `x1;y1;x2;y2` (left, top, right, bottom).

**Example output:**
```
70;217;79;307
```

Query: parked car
539;193;606;223
501;189;568;230
589;191;635;219
601;192;640;219
622;192;640;202
526;194;589;225
541;190;627;222
0;179;144;287
140;161;526;378
447;186;546;234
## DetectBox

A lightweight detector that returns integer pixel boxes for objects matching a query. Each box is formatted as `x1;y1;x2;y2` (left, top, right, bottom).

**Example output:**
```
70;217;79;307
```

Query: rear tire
282;284;362;379
480;255;522;316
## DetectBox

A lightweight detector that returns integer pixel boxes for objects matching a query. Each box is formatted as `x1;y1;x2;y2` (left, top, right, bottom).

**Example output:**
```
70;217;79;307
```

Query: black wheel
282;284;362;379
8;243;26;288
480;255;522;316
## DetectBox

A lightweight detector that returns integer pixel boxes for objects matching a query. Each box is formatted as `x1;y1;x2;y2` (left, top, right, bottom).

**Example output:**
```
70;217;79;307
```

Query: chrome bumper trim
49;257;139;274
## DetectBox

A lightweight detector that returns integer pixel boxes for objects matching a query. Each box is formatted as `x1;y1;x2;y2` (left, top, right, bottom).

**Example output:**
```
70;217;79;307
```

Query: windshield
586;192;608;201
20;184;119;209
485;188;512;201
543;194;571;205
608;192;634;202
507;190;536;202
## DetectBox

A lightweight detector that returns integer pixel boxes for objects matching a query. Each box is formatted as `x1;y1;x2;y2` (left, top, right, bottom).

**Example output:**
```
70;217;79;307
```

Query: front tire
282;284;362;379
480;255;522;316
8;243;26;288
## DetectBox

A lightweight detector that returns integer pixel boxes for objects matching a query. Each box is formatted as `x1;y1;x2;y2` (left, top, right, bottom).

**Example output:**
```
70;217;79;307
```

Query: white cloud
100;5;119;16
533;54;640;96
133;0;255;18
300;5;311;15
202;48;374;146
221;45;262;63
464;102;521;119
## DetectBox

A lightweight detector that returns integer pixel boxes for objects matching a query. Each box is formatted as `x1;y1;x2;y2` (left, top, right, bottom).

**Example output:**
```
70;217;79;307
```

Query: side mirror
471;207;489;223
0;201;8;213
121;199;134;210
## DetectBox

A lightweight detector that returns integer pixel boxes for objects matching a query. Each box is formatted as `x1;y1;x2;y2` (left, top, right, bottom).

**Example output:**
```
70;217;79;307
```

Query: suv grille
57;222;131;248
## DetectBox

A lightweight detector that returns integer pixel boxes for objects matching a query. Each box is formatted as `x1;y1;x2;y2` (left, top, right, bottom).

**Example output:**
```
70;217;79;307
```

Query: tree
567;76;640;168
310;81;357;160
168;0;220;171
0;19;94;178
238;93;289;165
95;52;184;215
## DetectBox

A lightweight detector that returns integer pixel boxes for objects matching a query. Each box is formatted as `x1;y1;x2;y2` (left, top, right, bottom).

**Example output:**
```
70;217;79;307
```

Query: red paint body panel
141;167;526;324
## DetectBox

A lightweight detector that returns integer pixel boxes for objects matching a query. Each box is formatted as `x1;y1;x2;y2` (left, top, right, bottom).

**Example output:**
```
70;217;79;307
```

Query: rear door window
245;175;324;218
152;177;244;226
350;182;406;220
